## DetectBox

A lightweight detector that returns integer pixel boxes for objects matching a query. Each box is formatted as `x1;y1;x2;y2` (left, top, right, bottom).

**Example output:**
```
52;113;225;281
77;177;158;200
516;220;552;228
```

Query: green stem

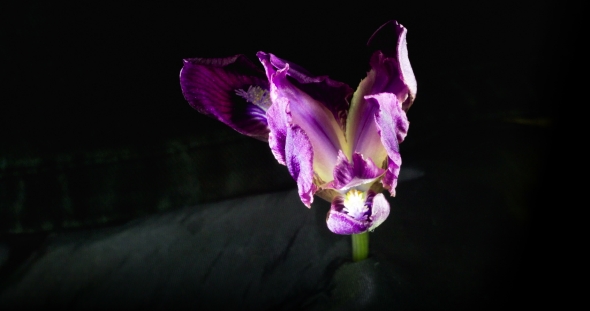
351;232;369;262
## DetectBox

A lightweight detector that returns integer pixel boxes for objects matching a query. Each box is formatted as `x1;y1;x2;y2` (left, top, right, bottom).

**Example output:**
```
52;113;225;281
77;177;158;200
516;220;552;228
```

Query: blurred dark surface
0;0;565;309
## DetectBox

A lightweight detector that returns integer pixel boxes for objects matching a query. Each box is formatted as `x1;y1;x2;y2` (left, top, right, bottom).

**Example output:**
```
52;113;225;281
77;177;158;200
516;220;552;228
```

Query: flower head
180;20;416;234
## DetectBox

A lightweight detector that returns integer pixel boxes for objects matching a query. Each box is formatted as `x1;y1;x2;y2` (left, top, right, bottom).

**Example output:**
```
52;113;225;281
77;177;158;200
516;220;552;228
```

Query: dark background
0;0;568;309
1;1;562;149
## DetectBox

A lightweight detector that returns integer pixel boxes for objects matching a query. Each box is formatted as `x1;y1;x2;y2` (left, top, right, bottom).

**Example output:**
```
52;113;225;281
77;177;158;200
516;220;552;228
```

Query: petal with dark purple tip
180;55;270;141
367;20;417;112
326;196;369;235
286;125;317;207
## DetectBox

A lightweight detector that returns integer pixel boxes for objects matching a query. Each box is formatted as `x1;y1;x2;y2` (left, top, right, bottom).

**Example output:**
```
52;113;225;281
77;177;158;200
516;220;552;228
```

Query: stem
351;232;369;262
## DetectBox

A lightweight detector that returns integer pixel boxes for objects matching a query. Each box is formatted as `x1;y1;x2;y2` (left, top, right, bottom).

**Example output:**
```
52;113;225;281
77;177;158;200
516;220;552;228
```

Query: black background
0;0;571;309
1;1;564;148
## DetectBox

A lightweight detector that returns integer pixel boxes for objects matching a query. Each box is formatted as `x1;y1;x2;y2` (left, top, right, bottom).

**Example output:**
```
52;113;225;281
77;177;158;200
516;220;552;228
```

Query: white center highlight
343;189;369;220
235;85;272;111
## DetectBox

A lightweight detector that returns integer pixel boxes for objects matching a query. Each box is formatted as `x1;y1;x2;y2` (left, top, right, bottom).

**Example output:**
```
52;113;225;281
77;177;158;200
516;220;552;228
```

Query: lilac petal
259;53;289;165
346;21;415;160
367;52;411;112
266;95;289;165
351;152;386;184
265;53;354;130
367;20;417;112
286;125;317;207
345;71;387;167
257;51;276;82
381;153;401;196
330;151;354;188
368;193;390;231
258;51;353;130
367;92;408;194
180;55;270;141
368;92;409;144
261;55;346;183
326;196;369;235
330;151;385;191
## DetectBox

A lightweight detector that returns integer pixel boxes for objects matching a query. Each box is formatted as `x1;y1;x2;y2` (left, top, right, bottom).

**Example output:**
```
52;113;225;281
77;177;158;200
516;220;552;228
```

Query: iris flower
180;20;416;235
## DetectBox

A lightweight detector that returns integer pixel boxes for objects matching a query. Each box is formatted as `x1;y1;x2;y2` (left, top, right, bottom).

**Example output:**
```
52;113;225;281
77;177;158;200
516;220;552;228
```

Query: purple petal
326;196;369;235
259;52;354;131
329;151;385;191
180;55;270;141
381;153;401;196
368;92;408;194
366;20;417;112
352;152;386;180
286;125;317;207
368;193;390;231
368;92;409;144
260;54;346;183
366;52;409;111
266;95;290;165
257;51;276;82
330;151;354;188
345;74;387;167
258;53;288;165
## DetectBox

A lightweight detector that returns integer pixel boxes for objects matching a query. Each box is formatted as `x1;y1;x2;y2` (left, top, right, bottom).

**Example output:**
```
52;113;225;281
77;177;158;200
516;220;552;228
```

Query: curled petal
351;152;386;183
345;81;387;167
330;151;353;189
367;20;417;111
326;191;390;234
368;92;408;145
257;51;276;82
368;193;390;231
180;55;270;141
259;52;354;131
286;125;317;207
326;195;369;235
367;92;408;194
381;153;401;196
260;55;346;183
329;151;385;191
266;96;290;165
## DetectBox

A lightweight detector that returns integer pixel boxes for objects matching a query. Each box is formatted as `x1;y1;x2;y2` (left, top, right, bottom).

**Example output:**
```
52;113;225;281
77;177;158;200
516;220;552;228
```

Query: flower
180;20;416;235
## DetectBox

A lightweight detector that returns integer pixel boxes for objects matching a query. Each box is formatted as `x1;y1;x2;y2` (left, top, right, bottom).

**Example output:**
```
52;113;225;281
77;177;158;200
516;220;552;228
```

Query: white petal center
342;189;369;220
